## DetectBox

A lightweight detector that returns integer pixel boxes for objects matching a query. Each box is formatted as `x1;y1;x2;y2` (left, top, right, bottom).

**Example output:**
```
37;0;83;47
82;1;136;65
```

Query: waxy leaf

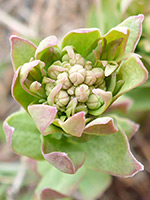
103;26;129;60
83;117;118;135
81;128;143;177
10;35;36;71
118;14;144;53
3;111;43;160
28;104;57;135
42;127;143;177
36;161;85;199
12;67;37;111
112;115;139;139
114;56;148;101
61;28;101;58
42;135;86;174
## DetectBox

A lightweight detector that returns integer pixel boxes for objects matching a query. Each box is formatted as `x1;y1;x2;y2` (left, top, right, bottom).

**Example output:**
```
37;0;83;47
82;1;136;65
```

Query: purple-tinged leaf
41;136;86;174
10;35;36;71
61;28;101;58
58;112;86;137
113;56;148;101
112;115;139;139
28;104;57;135
12;67;37;111
81;128;143;177
102;26;130;60
3;111;43;160
20;60;45;97
83;117;118;135
117;14;144;53
35;36;60;68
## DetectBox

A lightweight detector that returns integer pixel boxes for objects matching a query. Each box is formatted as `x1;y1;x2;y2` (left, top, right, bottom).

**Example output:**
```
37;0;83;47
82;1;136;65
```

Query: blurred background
0;0;150;199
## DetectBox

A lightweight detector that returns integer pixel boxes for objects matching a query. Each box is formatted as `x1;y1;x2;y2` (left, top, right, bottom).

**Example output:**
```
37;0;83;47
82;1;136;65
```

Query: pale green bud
75;54;85;66
67;86;75;96
56;72;72;90
45;82;54;95
75;103;88;114
75;84;90;102
92;68;104;79
86;94;102;109
62;54;69;62
84;61;92;70
54;90;70;107
85;71;96;86
48;65;66;80
69;64;86;86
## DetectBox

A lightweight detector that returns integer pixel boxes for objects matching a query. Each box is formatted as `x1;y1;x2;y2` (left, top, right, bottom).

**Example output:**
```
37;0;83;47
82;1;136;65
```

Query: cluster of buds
38;50;106;117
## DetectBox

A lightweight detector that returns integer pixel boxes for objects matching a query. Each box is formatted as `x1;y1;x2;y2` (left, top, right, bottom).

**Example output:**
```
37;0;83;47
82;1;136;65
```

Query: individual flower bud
94;78;104;87
54;90;70;107
63;62;72;70
56;72;72;89
75;54;85;66
69;64;86;86
75;103;88;114
84;71;96;86
48;65;66;80
75;84;90;102
29;81;46;98
84;61;92;70
86;94;102;109
98;80;106;90
62;54;69;62
67;86;75;96
92;68;105;79
45;82;54;95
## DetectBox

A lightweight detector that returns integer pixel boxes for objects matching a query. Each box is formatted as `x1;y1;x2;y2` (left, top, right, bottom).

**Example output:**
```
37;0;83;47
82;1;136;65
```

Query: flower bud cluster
42;51;106;116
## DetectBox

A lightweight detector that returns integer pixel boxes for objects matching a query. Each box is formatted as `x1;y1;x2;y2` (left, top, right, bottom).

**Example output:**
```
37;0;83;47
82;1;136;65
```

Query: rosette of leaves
3;15;148;199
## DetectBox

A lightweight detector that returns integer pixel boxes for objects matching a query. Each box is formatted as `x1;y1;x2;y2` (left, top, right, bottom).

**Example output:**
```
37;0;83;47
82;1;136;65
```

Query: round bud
56;72;72;89
75;54;85;66
86;94;102;109
67;86;75;96
75;84;90;102
69;64;86;86
54;90;70;107
85;71;96;86
84;61;92;70
62;54;69;62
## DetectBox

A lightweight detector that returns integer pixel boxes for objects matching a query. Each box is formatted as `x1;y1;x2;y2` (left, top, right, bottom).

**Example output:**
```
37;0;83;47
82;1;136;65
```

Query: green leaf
103;27;130;60
12;67;37;111
42;135;86;174
81;128;143;177
36;161;85;199
42;127;143;177
35;36;60;69
117;14;144;53
10;35;36;71
61;29;101;58
111;115;139;139
113;56;148;101
79;169;112;200
3;111;43;160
